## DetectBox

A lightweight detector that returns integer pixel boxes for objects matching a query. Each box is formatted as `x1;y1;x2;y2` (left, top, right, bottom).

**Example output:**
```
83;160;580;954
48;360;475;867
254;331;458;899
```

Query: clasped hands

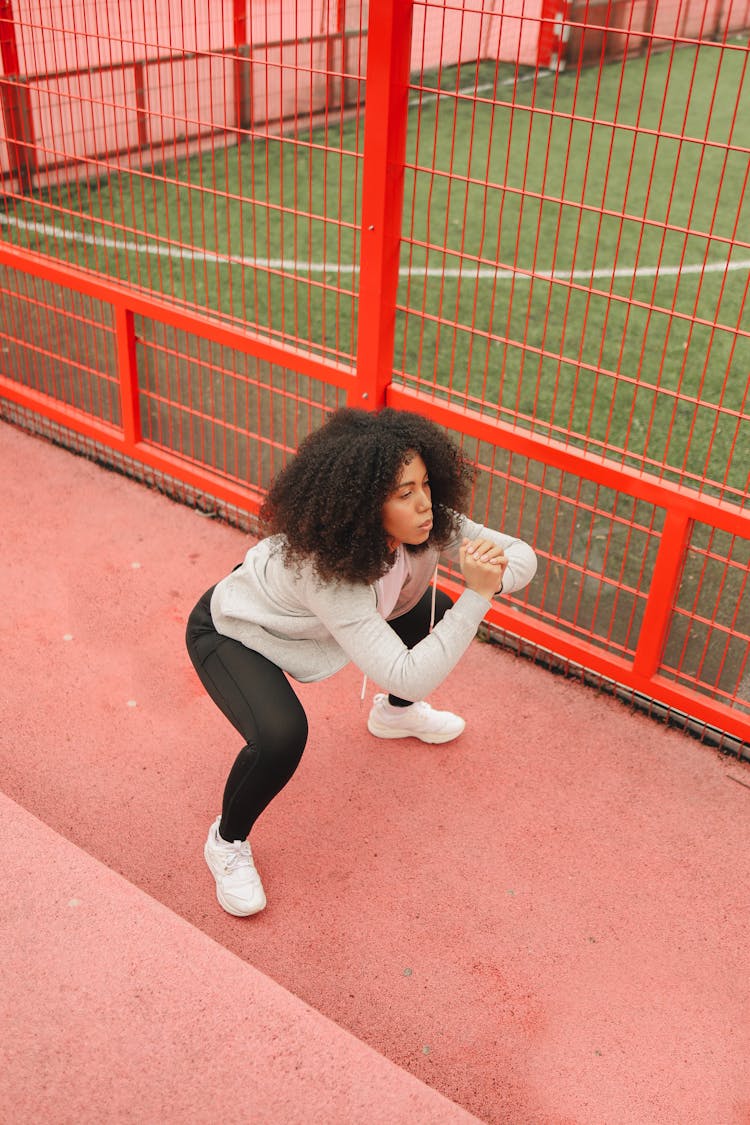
459;537;508;599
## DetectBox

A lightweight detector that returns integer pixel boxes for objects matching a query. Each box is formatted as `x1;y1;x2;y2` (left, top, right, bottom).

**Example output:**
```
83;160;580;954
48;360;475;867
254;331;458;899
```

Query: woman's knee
264;707;308;766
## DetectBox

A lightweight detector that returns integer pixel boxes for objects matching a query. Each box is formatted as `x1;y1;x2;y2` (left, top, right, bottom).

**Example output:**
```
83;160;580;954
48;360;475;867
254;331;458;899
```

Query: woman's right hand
459;537;507;599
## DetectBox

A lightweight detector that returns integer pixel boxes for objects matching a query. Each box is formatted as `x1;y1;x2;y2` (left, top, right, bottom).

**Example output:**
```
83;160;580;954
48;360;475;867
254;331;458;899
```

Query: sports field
3;40;748;502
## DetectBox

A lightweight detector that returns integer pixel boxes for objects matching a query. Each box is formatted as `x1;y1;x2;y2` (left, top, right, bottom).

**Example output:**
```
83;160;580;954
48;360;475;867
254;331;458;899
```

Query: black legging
185;584;453;842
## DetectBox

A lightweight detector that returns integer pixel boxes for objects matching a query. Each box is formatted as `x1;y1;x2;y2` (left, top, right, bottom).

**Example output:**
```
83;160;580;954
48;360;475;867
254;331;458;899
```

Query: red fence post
115;304;142;449
352;0;413;411
537;0;571;69
133;61;149;150
0;0;36;190
233;0;251;133
632;508;693;682
325;0;344;112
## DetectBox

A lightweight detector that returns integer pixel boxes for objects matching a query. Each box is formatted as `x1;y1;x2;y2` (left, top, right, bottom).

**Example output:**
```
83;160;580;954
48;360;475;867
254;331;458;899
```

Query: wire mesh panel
0;263;120;424
399;9;749;505
137;320;344;493
0;0;367;362
440;435;662;660
663;523;750;714
394;0;748;742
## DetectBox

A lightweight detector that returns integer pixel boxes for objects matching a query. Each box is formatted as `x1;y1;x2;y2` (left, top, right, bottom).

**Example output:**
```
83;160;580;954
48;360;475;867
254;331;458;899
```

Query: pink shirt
375;547;410;619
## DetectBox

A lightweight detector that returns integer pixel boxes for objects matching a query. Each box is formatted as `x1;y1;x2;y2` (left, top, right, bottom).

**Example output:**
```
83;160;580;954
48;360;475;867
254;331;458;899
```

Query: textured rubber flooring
2;419;749;1125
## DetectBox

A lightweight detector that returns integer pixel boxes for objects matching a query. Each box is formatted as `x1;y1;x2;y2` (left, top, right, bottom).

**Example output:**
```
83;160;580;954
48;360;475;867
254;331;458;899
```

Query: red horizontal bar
9;32;362;87
439;572;750;744
0;375;265;516
0;242;356;392
387;386;750;540
0;376;123;447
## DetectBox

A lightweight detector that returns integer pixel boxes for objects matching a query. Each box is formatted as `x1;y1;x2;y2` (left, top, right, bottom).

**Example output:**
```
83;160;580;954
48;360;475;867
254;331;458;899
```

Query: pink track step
0;793;481;1124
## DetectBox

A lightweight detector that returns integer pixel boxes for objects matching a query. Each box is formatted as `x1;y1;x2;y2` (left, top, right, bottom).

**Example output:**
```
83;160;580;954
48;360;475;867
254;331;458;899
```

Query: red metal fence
1;0;748;749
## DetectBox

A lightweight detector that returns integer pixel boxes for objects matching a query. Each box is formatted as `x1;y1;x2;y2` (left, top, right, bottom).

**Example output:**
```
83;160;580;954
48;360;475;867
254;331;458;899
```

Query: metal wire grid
445;437;660;658
440;436;749;713
663;525;750;712
398;6;749;506
393;0;749;726
1;1;366;362
137;320;344;492
0;265;120;424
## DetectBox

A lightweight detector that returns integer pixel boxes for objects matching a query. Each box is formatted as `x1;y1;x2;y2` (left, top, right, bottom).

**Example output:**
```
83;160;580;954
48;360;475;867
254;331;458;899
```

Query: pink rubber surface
2;419;749;1124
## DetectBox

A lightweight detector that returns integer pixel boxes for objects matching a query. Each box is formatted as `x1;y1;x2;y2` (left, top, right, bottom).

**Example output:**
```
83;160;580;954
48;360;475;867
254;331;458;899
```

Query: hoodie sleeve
442;514;537;595
303;577;492;702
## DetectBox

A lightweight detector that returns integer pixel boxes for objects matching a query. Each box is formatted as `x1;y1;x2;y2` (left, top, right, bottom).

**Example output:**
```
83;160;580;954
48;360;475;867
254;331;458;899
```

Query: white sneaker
367;693;466;744
204;817;267;917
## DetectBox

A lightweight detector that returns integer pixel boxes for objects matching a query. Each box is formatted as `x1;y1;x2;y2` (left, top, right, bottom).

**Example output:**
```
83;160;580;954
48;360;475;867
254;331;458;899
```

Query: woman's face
382;452;433;548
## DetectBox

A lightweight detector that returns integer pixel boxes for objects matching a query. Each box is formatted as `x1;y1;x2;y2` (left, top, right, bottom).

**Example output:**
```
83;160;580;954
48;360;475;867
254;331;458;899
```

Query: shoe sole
366;718;465;744
204;844;267;917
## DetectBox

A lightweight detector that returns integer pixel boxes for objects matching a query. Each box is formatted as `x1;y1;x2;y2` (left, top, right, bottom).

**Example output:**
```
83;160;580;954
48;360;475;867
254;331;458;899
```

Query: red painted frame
2;233;748;745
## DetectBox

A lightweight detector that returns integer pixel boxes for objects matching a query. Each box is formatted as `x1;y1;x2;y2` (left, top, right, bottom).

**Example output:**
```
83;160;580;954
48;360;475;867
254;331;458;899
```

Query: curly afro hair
260;407;472;585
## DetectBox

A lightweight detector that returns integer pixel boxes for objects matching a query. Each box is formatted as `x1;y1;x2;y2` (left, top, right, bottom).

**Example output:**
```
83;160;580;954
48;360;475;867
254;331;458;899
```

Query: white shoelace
221;838;254;872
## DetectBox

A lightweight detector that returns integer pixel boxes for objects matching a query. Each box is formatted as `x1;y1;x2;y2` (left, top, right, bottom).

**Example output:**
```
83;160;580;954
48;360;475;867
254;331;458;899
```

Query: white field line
2;213;748;283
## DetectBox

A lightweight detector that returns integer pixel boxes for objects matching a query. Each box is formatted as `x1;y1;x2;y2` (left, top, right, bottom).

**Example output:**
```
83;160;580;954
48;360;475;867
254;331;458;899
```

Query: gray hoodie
210;513;537;701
